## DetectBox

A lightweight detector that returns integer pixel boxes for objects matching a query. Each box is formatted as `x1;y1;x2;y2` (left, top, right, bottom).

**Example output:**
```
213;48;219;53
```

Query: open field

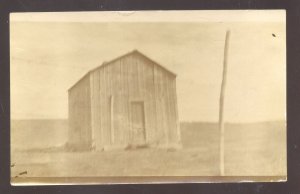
11;120;286;179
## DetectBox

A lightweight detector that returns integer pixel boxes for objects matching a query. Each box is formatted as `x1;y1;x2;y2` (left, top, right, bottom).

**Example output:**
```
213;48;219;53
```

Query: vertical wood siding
69;51;180;149
68;74;92;148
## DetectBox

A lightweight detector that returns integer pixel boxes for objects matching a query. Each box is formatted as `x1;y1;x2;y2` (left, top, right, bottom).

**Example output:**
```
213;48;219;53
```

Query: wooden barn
68;50;181;150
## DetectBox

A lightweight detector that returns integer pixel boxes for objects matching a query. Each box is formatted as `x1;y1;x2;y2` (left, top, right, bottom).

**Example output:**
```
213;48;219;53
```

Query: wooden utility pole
219;30;230;176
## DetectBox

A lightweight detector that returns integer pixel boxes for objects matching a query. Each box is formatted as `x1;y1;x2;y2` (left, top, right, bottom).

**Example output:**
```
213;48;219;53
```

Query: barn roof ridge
90;49;177;76
132;50;177;76
68;49;177;91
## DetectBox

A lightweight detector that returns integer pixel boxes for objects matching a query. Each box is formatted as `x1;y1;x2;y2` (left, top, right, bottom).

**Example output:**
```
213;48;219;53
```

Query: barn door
130;101;146;144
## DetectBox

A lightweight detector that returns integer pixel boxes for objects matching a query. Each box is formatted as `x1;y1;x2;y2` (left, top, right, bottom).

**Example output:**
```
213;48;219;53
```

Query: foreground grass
11;120;286;178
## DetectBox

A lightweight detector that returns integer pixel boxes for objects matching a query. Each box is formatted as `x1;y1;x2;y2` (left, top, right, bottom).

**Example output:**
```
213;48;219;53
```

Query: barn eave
68;49;177;92
68;71;91;92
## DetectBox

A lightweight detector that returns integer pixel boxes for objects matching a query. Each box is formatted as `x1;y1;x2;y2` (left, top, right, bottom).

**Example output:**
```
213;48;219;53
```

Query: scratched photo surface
10;11;286;185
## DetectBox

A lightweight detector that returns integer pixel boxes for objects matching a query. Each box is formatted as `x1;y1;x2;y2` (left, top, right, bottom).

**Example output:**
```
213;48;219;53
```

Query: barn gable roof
68;50;177;91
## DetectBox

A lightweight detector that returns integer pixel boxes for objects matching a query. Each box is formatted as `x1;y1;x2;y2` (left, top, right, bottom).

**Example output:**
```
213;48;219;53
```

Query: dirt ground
11;120;286;179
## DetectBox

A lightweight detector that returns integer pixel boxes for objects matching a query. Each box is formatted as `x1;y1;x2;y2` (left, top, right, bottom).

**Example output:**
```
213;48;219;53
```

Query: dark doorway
130;101;146;144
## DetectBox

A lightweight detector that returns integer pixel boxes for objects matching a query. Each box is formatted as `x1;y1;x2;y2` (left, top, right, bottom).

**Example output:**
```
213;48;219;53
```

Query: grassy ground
11;120;286;178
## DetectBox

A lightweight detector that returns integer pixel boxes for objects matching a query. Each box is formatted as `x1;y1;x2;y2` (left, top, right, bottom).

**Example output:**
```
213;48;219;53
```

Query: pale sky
10;11;286;122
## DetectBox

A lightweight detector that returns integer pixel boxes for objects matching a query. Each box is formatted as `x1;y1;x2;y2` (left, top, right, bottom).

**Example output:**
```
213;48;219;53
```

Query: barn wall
68;73;92;148
153;63;180;145
90;52;180;148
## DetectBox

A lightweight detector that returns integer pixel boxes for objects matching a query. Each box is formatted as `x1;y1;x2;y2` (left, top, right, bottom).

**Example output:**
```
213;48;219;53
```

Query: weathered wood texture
68;74;92;148
68;50;181;150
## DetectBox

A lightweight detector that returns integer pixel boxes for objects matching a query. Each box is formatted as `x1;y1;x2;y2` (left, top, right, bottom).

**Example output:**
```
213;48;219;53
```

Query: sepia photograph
10;10;286;184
